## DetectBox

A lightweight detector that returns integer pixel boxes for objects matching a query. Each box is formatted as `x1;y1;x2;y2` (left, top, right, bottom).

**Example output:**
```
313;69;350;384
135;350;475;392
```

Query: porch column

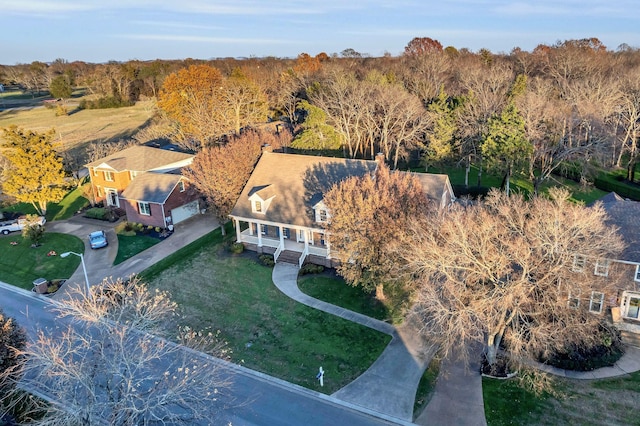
257;222;263;247
279;226;285;248
326;238;331;258
234;219;241;243
303;229;309;250
248;221;254;236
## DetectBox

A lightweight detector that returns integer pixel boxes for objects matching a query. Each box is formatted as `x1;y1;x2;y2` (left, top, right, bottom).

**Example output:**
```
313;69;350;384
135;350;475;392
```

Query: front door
622;292;640;320
106;189;119;207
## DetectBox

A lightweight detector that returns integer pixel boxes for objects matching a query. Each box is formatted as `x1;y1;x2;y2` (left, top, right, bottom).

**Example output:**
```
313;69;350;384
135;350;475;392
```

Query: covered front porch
233;219;330;267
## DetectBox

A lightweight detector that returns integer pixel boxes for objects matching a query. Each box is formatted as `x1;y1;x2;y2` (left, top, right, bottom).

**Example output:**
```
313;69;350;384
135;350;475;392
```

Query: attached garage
171;200;200;224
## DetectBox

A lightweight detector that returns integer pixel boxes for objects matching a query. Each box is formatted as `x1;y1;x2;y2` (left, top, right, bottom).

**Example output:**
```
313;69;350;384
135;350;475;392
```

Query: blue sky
1;0;638;64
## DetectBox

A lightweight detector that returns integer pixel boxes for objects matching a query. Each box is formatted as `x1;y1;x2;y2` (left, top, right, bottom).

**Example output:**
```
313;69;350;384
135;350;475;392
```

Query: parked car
0;215;46;235
89;230;108;249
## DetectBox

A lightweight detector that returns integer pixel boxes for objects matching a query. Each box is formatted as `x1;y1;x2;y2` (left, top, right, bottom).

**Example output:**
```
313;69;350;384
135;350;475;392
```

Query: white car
0;215;46;235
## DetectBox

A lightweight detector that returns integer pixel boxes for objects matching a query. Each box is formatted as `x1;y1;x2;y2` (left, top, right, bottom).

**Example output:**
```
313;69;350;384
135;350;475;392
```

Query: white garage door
171;200;200;224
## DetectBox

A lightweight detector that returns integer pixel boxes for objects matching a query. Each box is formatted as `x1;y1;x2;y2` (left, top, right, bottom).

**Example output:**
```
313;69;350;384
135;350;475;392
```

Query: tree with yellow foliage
1;126;67;215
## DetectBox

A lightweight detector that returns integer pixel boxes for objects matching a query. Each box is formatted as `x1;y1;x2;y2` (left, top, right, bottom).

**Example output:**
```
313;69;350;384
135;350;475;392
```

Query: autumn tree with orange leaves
404;37;443;56
183;129;291;235
323;158;430;317
157;64;225;148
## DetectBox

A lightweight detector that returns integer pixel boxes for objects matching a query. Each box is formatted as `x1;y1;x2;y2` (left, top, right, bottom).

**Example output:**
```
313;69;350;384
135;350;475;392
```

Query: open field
0;100;155;151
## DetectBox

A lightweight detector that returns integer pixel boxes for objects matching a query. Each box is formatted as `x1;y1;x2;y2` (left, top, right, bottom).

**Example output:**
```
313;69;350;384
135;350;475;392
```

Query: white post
234;219;242;243
257;223;263;247
317;366;324;387
79;253;91;298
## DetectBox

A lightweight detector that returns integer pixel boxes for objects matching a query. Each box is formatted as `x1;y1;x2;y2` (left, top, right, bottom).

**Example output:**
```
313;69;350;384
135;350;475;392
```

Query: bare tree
1;277;230;425
394;189;625;368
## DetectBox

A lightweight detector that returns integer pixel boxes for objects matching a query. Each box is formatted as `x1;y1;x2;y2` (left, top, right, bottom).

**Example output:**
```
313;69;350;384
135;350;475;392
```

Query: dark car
89;230;108;249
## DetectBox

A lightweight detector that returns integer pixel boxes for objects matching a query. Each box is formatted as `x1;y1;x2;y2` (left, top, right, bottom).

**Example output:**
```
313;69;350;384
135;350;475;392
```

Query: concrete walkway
272;263;437;423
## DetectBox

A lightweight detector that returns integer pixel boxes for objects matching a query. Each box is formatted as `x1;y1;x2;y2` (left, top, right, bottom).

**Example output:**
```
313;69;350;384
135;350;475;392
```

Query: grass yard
298;273;389;321
143;229;391;394
0;100;154;151
0;232;84;289
114;234;161;265
413;357;440;419
483;371;640;425
1;186;90;222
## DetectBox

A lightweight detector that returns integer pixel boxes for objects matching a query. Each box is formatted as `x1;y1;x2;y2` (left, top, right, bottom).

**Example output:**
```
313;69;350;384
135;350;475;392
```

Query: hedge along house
85;146;201;228
229;151;455;267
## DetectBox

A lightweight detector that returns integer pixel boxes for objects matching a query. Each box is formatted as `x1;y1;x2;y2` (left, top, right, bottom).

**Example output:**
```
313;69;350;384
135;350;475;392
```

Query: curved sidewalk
272;263;435;423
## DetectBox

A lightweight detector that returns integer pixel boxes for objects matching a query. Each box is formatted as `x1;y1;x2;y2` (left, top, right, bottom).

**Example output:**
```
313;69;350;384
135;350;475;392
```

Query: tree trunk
465;155;471;188
375;283;386;301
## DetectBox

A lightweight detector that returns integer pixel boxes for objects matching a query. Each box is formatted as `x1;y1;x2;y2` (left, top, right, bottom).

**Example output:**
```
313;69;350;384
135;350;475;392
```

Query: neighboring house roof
597;192;640;263
85;145;193;172
120;173;183;204
231;152;377;228
230;152;453;228
411;173;452;203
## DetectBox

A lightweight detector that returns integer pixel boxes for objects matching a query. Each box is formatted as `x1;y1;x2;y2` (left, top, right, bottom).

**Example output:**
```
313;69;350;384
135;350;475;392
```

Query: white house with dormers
229;151;455;267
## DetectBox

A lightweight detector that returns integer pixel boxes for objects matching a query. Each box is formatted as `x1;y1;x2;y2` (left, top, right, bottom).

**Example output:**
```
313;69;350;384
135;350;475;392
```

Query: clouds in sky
1;0;637;63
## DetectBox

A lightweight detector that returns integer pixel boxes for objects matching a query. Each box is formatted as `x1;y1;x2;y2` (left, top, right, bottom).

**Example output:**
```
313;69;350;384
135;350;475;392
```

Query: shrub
538;326;624;371
258;254;275;267
115;221;137;236
300;263;324;275
155;227;161;233
229;242;244;254
55;105;68;116
84;207;108;220
79;96;134;110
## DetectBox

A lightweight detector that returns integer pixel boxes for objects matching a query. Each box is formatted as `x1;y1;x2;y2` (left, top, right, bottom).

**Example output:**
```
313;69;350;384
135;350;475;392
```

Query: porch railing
298;246;309;268
274;241;284;262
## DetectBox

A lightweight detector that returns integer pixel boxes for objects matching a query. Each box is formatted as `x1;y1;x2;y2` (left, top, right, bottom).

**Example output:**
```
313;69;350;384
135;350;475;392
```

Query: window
594;259;610;277
635;265;640;282
178;181;185;192
572;255;586;272
104;171;114;182
138;202;151;216
589;291;604;313
260;224;267;235
254;201;263;213
93;167;98;177
567;290;581;309
283;228;290;239
318;209;328;223
96;186;102;197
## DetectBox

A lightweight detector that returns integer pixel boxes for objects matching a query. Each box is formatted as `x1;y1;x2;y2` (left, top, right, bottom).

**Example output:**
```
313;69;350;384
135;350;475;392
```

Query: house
593;193;640;330
229;151;455;267
85;146;201;228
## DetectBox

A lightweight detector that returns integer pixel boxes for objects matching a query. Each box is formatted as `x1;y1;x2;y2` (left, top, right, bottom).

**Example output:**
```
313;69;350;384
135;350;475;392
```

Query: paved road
0;284;405;425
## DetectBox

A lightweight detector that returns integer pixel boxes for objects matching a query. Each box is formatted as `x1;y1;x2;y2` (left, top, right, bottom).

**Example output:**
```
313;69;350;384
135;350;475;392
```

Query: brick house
85;146;202;228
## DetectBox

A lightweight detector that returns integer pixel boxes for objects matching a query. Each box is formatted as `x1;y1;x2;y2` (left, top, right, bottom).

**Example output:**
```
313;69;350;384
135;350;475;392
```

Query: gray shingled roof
231;152;377;227
120;173;182;204
85;145;193;172
597;192;640;263
230;152;452;228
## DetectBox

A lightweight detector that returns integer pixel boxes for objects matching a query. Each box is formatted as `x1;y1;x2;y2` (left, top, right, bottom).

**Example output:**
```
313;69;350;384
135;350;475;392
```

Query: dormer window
104;171;114;182
178;181;185;192
254;200;263;214
313;200;330;223
318;209;328;223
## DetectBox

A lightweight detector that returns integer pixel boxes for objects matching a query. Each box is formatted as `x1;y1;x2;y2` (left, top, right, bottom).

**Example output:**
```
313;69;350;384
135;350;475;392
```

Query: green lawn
114;234;161;265
143;228;391;394
47;186;90;221
0;232;84;289
483;371;640;425
298;274;389;321
1;186;89;222
413;357;440;419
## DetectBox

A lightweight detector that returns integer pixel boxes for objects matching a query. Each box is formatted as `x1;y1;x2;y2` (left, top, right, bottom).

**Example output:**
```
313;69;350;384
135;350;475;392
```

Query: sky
1;0;639;64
